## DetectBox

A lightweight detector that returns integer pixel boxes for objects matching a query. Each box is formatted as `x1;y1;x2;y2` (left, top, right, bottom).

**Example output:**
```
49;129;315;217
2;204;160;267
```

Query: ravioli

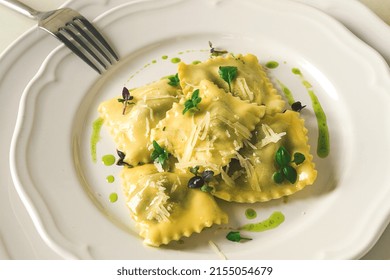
98;79;180;166
121;164;228;247
178;53;285;114
151;80;265;173
213;110;317;202
98;52;319;247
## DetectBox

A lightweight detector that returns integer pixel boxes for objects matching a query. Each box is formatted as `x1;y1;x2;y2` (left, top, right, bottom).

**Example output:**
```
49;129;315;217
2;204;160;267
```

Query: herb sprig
183;89;202;115
272;146;305;184
218;66;237;92
117;87;135;115
151;140;169;168
187;166;214;193
168;73;180;87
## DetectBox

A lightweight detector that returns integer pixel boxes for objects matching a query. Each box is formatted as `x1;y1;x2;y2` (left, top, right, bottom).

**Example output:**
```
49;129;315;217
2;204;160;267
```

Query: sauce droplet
102;154;116;166
245;208;257;220
162;55;168;60
106;175;115;183
240;211;285;232
109;192;118;203
170;57;181;64
265;61;279;69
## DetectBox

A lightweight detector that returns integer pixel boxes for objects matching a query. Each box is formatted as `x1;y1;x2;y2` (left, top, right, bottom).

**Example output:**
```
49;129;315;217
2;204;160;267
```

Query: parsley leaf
183;89;202;115
168;73;180;87
226;231;252;242
151;140;169;167
218;66;237;92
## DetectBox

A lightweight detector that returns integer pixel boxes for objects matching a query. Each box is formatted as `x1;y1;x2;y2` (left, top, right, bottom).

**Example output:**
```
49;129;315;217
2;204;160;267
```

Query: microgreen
116;150;133;167
209;41;228;57
291;101;306;112
117;87;134;115
187;166;215;193
218;66;237;92
183;89;202;115
168;73;180;87
273;146;305;184
151;140;169;167
226;231;252;243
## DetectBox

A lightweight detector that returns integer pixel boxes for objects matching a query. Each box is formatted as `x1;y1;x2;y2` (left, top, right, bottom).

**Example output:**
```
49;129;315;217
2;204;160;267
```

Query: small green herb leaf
200;185;213;193
183;89;202;114
275;146;291;167
218;66;237;92
272;171;284;184
168;73;180;87
151;140;169;167
293;152;305;165
226;231;252;242
282;166;297;184
117;87;135;115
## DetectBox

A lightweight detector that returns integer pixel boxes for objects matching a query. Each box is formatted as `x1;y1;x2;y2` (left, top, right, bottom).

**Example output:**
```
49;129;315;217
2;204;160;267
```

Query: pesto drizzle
91;117;104;163
292;68;330;158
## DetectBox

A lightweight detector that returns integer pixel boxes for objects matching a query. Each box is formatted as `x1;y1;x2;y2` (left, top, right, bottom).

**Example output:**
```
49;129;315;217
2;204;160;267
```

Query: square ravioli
98;79;181;166
151;80;265;173
213;110;317;202
178;53;285;114
121;164;228;247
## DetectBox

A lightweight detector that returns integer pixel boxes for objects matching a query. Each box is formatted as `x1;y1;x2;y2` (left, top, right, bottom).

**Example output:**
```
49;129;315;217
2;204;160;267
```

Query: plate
9;0;390;259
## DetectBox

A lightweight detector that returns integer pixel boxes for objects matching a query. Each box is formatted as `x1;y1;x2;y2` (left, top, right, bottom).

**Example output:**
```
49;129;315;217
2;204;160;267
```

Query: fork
0;0;119;74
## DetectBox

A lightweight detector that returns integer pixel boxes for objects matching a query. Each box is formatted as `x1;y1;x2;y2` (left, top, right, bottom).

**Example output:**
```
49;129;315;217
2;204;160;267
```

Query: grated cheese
145;178;171;223
236;77;254;102
208;240;227;260
259;124;286;148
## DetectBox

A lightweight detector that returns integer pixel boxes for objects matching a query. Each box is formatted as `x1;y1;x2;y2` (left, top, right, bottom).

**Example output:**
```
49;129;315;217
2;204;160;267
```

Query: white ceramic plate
10;0;390;259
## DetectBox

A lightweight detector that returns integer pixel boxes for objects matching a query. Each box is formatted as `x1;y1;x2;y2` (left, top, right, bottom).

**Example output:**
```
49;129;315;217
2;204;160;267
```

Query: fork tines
55;16;118;74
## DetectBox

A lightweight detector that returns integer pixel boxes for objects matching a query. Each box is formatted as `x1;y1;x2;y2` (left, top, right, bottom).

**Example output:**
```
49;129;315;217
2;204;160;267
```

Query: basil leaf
282;166;297;184
293;152;306;165
275;146;291;167
272;171;284;184
226;231;252;242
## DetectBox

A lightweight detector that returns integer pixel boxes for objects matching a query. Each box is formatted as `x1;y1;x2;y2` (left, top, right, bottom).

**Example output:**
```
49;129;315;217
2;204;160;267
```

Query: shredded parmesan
236;77;254;102
220;168;235;187
213;115;251;139
260;124;286;148
235;152;261;191
208;240;227;260
145;179;171;222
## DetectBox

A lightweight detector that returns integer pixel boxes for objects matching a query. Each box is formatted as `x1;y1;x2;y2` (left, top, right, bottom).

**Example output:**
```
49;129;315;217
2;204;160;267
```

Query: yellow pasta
213;110;317;202
121;164;228;247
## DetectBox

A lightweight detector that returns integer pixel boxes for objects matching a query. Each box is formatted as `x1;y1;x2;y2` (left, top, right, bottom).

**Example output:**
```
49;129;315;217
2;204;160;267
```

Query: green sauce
90;117;104;163
265;61;279;69
109;192;118;203
162;55;168;60
277;80;295;105
152;60;157;64
171;57;181;64
106;175;115;183
245;208;257;219
192;60;201;65
102;154;116;166
292;67;330;158
240;211;285;232
308;89;330;158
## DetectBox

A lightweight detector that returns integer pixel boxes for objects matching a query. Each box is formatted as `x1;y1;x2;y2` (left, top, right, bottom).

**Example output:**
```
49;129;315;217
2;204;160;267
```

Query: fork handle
0;0;40;20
